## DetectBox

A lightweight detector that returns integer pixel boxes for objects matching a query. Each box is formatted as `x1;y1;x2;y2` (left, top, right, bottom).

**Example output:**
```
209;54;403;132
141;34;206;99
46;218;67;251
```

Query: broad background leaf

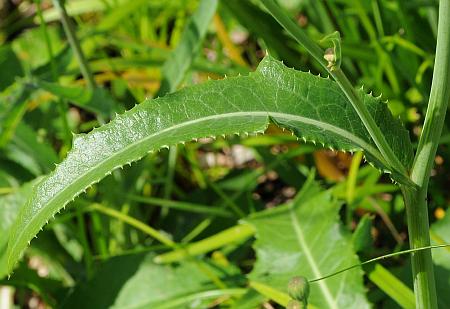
6;55;413;273
61;252;243;309
246;184;370;308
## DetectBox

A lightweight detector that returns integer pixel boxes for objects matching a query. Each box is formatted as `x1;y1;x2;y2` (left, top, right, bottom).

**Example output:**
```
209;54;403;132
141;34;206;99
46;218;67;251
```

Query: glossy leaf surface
6;56;413;273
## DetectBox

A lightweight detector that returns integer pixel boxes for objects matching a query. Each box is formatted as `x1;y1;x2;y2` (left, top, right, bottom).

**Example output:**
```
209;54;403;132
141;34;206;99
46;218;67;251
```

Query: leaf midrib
288;205;338;309
10;110;384;264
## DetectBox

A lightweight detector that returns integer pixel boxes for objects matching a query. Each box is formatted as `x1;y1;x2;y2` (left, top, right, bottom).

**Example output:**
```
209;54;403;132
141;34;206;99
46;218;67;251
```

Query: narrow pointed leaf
0;83;33;148
367;264;415;308
157;0;218;96
6;55;412;273
0;45;24;91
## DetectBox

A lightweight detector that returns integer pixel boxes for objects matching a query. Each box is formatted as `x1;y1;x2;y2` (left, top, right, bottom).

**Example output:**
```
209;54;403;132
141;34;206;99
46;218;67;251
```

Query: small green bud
288;276;310;301
286;299;305;309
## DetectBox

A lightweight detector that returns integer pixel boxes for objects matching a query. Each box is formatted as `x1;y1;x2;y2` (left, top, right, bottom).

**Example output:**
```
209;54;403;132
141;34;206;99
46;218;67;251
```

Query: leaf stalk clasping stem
404;0;450;307
261;0;450;307
260;0;409;184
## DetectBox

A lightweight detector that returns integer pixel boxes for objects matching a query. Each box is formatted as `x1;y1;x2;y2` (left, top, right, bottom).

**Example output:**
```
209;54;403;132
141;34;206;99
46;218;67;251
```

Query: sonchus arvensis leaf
246;186;370;308
6;55;413;273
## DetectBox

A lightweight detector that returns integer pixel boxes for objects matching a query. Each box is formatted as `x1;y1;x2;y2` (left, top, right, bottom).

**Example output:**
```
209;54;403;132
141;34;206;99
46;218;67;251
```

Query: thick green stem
261;0;450;307
260;0;408;180
412;0;450;188
52;0;96;90
402;187;437;309
405;0;450;308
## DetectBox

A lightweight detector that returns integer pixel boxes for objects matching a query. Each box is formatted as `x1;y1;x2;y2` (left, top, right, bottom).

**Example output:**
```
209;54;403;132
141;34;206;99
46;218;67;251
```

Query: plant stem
402;187;437;308
345;151;363;227
412;0;450;191
52;0;96;90
404;0;450;308
35;0;72;146
75;211;93;278
153;224;255;264
260;0;409;181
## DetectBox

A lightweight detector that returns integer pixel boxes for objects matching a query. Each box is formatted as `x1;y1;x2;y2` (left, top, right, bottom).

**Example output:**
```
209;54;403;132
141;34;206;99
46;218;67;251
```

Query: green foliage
35;80;119;118
430;211;450;307
6;56;414;273
0;45;23;91
352;214;373;253
0;83;32;147
247;183;370;308
0;181;34;277
1;0;449;308
366;264;415;308
61;252;243;309
157;0;218;96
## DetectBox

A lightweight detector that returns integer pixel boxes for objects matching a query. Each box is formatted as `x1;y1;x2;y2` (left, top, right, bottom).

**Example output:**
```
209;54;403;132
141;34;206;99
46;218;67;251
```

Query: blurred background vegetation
0;0;449;308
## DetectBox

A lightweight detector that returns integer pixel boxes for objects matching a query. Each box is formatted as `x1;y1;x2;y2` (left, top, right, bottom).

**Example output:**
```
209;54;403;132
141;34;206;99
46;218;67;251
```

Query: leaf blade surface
246;188;370;308
6;56;413;272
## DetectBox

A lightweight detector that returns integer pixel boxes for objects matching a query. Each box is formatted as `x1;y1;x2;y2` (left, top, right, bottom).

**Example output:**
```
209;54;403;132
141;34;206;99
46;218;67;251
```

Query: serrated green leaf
6;55;413;273
246;188;370;308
